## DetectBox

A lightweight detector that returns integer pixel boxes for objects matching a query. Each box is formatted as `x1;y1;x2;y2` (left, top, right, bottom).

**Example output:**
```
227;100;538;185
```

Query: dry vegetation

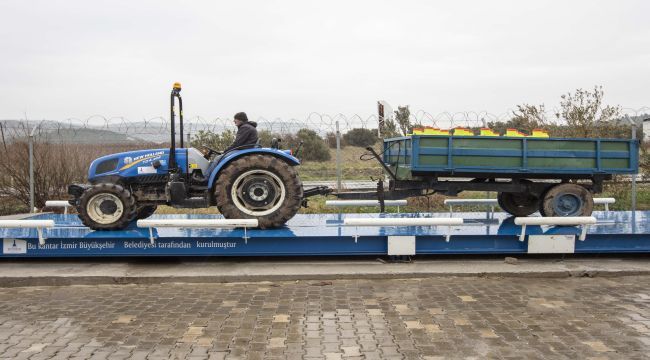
0;139;148;214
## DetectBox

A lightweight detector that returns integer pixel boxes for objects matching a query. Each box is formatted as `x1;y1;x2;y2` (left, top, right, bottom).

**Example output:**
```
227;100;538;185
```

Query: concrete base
1;257;650;287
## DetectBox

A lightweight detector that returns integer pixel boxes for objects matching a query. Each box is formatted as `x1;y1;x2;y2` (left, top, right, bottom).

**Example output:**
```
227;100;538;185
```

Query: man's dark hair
234;112;248;122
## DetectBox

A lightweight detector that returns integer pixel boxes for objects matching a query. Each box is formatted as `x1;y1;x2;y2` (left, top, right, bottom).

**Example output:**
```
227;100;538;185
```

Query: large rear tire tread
214;154;303;228
541;183;594;217
77;183;137;230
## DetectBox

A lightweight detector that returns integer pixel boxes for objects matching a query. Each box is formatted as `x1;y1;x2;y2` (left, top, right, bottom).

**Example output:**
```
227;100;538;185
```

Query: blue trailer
343;134;639;217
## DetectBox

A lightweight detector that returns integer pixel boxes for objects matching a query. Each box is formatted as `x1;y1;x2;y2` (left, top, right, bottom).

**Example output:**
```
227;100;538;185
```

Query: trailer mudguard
207;148;300;189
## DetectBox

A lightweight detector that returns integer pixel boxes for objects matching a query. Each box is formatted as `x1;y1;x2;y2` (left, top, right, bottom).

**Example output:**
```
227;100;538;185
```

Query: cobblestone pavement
1;276;649;359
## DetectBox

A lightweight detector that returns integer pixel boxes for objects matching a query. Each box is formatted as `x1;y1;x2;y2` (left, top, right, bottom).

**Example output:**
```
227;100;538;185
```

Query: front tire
77;183;137;230
214;154;303;228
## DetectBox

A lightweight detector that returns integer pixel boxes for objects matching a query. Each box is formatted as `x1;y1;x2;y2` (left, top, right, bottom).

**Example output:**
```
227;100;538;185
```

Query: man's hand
198;145;222;158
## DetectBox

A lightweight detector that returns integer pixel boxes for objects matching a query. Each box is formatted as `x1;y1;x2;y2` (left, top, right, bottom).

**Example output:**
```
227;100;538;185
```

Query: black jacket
225;121;258;152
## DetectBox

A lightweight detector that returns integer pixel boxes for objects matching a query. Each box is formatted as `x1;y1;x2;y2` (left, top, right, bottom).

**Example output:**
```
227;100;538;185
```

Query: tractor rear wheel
214;154;303;228
77;183;137;230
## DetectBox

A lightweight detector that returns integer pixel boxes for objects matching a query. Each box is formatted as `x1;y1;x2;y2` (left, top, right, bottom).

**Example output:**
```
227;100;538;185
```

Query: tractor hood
88;148;188;181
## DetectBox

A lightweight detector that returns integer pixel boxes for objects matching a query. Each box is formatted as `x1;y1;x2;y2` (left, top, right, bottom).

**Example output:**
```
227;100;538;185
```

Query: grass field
297;146;383;181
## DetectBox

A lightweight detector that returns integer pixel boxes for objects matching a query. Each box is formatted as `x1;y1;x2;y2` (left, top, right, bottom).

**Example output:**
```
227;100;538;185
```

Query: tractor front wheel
214;154;303;228
77;183;137;230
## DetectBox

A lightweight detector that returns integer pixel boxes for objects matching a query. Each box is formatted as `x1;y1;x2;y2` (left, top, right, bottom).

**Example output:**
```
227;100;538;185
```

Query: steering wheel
198;145;222;159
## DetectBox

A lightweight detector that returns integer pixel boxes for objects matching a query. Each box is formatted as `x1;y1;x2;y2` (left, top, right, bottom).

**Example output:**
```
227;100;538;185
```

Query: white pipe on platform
343;217;463;243
443;199;498;205
136;218;259;244
0;220;56;228
0;219;55;245
514;216;597;242
444;197;616;214
137;219;258;228
326;200;407;207
594;197;615;212
45;200;73;214
343;217;463;227
514;216;597;226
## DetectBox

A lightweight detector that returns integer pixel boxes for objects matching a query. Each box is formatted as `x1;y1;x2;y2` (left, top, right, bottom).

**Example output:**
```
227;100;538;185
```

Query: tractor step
169;181;209;208
171;197;209;209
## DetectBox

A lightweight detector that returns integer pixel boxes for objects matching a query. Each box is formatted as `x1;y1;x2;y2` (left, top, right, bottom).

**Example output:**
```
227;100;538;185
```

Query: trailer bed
384;135;638;180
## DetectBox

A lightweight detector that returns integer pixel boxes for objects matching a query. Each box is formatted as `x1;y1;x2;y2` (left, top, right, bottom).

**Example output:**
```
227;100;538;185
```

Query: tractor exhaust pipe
169;82;182;171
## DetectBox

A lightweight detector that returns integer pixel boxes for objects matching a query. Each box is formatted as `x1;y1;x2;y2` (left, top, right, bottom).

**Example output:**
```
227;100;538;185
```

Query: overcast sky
0;0;648;122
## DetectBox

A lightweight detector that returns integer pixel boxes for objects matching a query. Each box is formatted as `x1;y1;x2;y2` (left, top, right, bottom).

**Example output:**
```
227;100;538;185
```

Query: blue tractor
68;83;329;230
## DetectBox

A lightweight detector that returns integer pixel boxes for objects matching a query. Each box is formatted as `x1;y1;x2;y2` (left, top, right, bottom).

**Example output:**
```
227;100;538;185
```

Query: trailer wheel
497;192;540;217
135;205;157;220
214;154;303;228
77;183;137;230
541;183;593;217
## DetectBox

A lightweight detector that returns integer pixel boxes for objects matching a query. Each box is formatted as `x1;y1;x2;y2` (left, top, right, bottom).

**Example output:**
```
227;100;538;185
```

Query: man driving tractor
225;112;258;152
203;112;259;176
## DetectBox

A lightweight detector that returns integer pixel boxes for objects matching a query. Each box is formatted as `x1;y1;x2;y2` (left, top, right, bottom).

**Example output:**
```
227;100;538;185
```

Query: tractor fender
207;148;300;189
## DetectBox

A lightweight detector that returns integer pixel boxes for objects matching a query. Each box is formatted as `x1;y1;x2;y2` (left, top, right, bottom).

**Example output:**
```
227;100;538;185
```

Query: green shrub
257;130;286;148
295;129;331;162
190;129;235;150
343;128;377;147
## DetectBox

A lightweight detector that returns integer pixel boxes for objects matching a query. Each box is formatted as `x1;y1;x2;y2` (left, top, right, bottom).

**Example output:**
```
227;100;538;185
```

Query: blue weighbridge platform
1;211;649;257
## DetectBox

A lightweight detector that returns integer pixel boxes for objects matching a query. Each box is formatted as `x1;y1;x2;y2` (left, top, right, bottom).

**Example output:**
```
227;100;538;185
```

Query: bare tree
556;85;624;138
0;124;147;211
394;106;412;136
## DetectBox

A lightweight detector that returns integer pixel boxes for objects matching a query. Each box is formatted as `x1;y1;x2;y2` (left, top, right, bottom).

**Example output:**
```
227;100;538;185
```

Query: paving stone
0;277;648;358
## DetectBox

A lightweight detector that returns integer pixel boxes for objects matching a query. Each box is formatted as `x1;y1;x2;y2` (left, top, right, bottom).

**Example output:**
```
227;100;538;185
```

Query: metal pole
377;102;384;138
29;125;37;213
631;124;637;214
484;118;489;218
336;121;342;191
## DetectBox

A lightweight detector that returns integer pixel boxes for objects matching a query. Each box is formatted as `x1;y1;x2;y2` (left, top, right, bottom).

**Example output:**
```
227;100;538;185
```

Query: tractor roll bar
169;82;183;171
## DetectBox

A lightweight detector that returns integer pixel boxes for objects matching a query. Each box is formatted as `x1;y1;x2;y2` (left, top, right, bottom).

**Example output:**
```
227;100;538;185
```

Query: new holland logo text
119;151;164;170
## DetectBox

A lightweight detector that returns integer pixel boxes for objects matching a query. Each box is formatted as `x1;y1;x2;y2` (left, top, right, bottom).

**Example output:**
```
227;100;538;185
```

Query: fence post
29;125;37;213
336;120;342;191
631;122;637;214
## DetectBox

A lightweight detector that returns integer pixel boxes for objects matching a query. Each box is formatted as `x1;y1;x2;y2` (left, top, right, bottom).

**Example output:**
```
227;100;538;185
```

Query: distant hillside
40;128;148;144
0;121;151;144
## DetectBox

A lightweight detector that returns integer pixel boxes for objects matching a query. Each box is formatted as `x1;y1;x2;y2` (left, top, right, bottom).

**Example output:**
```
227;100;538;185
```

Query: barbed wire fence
1;106;649;139
0;107;648;214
